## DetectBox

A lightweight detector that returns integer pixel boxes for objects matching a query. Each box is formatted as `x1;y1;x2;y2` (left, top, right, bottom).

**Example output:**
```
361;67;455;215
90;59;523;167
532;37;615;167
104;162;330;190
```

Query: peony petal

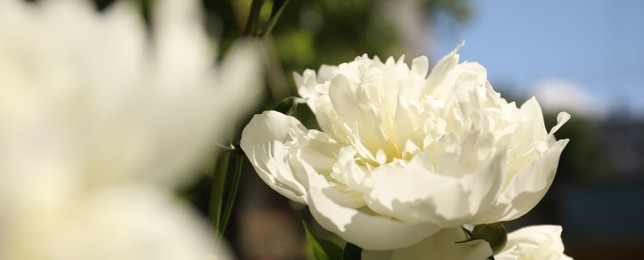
46;186;219;260
518;97;547;142
363;151;505;226
240;111;309;204
307;175;439;250
328;73;359;122
425;42;463;97
154;0;211;79
142;40;262;189
505;225;564;250
499;139;569;221
496;225;572;260
364;164;460;224
1;183;221;260
462;151;506;225
410;56;429;77
362;227;493;260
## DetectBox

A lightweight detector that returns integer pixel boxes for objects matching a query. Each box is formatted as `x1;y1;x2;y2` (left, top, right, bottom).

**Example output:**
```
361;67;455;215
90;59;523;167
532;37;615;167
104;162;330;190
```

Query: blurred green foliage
207;0;471;100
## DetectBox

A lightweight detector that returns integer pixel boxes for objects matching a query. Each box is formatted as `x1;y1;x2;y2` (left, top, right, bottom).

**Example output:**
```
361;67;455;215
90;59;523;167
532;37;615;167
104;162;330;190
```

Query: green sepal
273;96;301;115
471;222;508;255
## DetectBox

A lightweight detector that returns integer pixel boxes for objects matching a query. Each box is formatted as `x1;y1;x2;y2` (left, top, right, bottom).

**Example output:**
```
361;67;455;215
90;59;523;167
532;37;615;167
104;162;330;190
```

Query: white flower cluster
242;44;572;259
0;0;260;259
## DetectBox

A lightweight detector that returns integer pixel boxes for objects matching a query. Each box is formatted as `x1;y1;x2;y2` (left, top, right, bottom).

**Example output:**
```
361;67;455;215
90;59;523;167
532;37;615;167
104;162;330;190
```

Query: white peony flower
241;43;569;250
0;0;260;259
496;225;573;260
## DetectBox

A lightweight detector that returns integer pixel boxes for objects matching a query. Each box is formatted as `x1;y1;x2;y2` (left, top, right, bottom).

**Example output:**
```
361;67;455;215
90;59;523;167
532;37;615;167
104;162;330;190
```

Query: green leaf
343;242;362;260
303;221;328;260
218;153;244;235
319;239;343;260
261;0;292;37
209;152;231;235
303;221;343;260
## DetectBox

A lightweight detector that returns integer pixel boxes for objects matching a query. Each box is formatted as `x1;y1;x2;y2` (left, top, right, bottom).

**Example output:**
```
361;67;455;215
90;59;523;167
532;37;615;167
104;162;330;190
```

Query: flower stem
244;0;265;36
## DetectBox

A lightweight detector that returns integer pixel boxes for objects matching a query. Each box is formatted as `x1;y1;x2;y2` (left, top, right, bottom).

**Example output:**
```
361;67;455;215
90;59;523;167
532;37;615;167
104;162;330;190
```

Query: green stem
209;151;231;235
244;0;265;36
219;153;244;235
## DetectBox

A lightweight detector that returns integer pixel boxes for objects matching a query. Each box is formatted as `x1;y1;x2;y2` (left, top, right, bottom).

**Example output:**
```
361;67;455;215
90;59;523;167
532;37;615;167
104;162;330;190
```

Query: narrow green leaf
261;0;291;37
270;0;287;18
209;151;231;235
343;242;362;260
219;153;244;235
319;239;343;260
303;221;330;260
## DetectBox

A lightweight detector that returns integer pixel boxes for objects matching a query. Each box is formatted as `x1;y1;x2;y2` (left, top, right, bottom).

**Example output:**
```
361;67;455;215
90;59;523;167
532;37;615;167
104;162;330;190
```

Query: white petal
241;111;309;204
506;225;564;250
154;0;211;79
363;151;505;226
47;186;219;260
410;56;429;77
140;40;262;188
364;164;459;224
1;185;222;260
197;42;263;150
363;227;493;260
307;175;440;250
518;97;547;141
424;42;463;97
329;73;359;119
314;95;352;143
499;139;569;221
496;225;572;260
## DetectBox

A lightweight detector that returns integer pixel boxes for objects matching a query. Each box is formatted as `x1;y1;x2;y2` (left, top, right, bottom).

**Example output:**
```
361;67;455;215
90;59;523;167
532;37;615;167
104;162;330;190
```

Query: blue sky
433;0;644;118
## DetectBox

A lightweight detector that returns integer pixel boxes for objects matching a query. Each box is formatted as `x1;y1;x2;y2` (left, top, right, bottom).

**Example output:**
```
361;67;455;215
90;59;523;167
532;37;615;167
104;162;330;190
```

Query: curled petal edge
240;111;308;204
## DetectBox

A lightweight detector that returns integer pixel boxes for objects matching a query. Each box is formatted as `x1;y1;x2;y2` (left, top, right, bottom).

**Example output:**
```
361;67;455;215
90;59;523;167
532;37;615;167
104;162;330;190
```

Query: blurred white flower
241;43;569;250
0;0;260;259
496;225;573;260
7;185;222;260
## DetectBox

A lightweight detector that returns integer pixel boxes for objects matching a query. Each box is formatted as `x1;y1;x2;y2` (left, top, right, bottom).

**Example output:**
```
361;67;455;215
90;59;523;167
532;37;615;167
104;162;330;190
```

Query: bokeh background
34;0;644;258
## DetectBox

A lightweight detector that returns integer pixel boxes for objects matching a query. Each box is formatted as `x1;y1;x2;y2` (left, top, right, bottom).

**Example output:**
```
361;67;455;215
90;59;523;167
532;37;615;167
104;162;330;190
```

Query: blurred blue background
434;0;644;119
